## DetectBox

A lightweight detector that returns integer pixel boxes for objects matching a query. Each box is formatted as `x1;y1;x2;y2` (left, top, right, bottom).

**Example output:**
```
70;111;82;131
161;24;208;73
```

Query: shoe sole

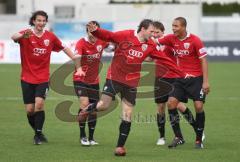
168;142;185;149
195;144;204;149
34;142;42;145
90;143;99;146
114;152;126;156
156;142;165;146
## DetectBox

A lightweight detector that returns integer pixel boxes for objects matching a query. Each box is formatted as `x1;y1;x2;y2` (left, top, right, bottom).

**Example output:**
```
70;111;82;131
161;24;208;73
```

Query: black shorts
21;80;49;104
102;79;137;106
73;81;100;103
170;76;206;102
154;77;175;104
154;77;188;104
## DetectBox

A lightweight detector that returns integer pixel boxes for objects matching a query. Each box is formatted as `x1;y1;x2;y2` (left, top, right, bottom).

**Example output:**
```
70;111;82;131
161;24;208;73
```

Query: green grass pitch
0;62;240;162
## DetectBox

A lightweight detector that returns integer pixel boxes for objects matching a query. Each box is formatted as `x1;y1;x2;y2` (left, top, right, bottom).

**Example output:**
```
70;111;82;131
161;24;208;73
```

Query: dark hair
86;20;100;32
174;17;187;27
137;19;154;33
29;10;48;26
153;21;165;32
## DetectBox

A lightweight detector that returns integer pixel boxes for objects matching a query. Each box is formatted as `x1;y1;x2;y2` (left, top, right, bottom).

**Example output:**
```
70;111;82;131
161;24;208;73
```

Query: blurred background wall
1;0;240;62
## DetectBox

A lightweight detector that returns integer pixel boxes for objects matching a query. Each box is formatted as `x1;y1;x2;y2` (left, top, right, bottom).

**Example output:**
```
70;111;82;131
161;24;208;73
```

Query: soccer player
73;21;111;146
79;19;188;156
152;21;196;146
156;17;210;149
11;10;78;145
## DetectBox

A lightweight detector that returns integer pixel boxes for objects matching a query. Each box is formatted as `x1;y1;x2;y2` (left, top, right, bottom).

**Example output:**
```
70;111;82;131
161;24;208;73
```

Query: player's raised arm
150;50;187;78
157;35;173;47
92;28;115;42
87;21;126;43
11;29;33;42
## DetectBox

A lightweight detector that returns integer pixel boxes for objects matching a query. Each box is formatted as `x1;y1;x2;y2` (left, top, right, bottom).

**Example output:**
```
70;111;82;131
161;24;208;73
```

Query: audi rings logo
87;53;100;60
128;49;143;58
33;48;47;56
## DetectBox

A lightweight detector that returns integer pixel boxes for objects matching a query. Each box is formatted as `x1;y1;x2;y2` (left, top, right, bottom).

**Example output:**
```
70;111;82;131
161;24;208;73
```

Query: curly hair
29;10;48;26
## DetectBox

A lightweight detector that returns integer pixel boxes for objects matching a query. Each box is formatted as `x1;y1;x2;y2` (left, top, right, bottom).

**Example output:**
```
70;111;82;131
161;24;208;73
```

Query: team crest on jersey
184;43;190;49
142;44;148;51
44;39;50;46
96;45;102;52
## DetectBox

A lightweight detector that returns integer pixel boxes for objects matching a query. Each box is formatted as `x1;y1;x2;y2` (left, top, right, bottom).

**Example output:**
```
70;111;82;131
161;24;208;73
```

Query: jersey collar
84;37;96;45
84;37;89;42
31;27;46;38
134;30;147;44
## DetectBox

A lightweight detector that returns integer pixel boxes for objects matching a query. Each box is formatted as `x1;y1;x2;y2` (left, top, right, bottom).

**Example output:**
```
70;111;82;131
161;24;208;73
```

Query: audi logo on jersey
175;49;190;56
86;53;100;61
128;49;143;58
33;48;47;56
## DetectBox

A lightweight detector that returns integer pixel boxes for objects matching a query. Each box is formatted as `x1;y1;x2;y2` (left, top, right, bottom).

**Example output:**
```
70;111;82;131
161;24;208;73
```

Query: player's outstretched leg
114;120;131;156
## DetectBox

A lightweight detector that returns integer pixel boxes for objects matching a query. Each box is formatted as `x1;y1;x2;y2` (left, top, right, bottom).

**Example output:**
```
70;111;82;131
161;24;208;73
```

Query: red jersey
73;37;108;84
18;29;65;84
157;33;207;76
92;28;184;87
155;45;180;78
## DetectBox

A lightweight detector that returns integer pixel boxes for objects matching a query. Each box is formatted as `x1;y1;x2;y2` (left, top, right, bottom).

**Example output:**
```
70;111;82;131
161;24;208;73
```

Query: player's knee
167;98;178;109
157;103;165;114
125;108;132;115
98;100;109;110
194;102;204;113
35;101;44;111
27;110;34;115
195;106;203;113
25;105;34;114
80;102;89;109
122;110;132;121
177;103;186;112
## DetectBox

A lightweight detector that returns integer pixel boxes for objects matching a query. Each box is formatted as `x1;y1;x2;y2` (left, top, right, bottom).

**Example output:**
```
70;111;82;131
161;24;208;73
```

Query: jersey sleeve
150;47;184;78
157;35;173;47
92;28;129;44
52;33;65;52
193;36;207;59
17;29;27;44
163;45;175;56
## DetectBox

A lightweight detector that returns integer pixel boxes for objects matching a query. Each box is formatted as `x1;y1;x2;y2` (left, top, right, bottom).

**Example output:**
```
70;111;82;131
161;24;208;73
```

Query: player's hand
184;73;195;79
151;37;158;44
75;67;86;77
144;56;153;62
87;22;98;33
23;29;33;38
202;82;210;94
